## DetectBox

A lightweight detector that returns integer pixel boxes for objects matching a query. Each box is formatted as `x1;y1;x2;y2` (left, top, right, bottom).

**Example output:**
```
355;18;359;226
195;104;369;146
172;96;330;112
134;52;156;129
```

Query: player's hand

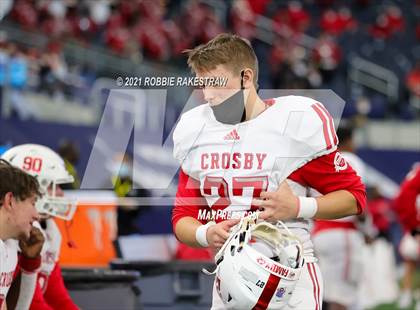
252;181;298;222
206;218;240;250
19;226;45;259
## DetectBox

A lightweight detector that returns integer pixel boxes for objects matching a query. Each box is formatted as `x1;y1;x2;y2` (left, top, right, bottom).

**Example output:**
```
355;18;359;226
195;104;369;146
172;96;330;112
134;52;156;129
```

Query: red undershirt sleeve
288;151;367;214
172;169;211;234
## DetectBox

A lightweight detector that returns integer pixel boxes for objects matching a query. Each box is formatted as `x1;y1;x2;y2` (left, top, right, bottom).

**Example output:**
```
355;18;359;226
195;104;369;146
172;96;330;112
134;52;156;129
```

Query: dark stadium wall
357;148;420;184
0;118;96;179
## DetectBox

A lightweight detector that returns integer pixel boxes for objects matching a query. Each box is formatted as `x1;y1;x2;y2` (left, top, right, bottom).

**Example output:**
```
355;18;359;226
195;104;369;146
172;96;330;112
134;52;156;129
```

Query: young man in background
0;159;44;310
2;144;79;310
394;163;420;309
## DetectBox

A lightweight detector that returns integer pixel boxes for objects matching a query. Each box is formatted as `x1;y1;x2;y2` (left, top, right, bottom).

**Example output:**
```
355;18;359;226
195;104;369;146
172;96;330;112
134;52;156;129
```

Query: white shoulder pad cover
173;104;210;164
261;96;338;178
278;95;338;158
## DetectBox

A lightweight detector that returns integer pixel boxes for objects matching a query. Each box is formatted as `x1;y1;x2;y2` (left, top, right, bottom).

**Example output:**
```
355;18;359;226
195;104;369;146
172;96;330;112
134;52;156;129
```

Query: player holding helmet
172;33;366;309
205;212;306;309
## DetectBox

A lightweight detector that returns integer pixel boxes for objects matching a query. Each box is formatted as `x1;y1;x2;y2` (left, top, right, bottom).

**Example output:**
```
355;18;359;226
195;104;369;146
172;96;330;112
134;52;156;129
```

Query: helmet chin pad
251;222;304;269
252;222;288;250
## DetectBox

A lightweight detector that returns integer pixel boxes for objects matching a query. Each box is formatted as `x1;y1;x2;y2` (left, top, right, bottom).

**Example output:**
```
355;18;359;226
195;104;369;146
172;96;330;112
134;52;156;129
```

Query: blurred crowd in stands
8;0;416;60
0;0;419;120
0;34;96;118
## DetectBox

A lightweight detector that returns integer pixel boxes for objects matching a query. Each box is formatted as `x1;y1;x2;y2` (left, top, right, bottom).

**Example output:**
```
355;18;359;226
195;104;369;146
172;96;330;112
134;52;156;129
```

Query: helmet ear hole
230;245;236;256
39;178;50;189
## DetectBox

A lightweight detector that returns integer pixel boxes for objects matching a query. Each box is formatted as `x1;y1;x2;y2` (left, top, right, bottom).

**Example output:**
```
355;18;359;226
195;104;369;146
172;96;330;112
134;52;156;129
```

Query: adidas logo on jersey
224;129;240;140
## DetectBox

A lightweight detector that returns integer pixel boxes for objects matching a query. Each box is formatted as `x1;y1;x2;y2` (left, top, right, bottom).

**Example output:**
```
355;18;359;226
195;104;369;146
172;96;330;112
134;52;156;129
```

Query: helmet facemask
36;175;77;221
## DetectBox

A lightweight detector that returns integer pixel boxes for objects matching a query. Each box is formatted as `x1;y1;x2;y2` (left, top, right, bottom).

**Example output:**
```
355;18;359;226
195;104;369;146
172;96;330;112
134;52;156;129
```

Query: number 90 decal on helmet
204;213;304;309
1;144;77;221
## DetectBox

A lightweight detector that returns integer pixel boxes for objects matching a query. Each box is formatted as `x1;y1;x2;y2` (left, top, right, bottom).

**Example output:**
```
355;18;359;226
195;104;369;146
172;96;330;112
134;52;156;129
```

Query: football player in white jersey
2;144;79;310
172;33;366;309
312;124;366;310
0;160;45;310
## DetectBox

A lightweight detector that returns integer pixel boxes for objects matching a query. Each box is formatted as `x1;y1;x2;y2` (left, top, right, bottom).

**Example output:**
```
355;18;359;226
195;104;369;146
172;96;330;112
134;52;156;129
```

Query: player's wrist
195;221;216;247
296;197;318;219
19;254;41;272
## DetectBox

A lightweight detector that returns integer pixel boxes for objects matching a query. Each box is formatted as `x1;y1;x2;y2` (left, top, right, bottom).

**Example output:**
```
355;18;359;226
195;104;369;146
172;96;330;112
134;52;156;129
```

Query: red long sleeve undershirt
29;263;78;310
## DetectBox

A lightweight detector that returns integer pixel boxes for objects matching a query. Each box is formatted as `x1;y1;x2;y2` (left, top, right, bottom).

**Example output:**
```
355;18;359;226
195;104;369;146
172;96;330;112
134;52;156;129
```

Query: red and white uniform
0;239;18;307
29;219;78;310
172;96;366;309
394;164;420;261
394;164;420;233
0;239;41;309
312;152;366;307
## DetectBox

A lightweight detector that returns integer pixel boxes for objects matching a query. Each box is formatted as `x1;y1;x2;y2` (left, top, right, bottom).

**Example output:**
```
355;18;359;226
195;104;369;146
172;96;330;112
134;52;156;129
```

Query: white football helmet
206;213;304;310
1;144;77;220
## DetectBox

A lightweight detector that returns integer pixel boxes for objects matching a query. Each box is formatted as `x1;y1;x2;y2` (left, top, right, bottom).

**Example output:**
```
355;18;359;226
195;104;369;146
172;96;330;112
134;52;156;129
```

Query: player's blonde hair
184;33;259;88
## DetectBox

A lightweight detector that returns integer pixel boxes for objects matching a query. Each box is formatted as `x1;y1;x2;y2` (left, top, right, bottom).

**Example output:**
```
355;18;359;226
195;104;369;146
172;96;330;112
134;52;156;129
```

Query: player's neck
244;90;266;121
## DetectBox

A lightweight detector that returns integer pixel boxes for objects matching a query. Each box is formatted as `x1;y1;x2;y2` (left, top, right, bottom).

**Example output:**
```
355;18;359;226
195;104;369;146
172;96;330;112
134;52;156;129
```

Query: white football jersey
0;239;19;302
173;96;338;256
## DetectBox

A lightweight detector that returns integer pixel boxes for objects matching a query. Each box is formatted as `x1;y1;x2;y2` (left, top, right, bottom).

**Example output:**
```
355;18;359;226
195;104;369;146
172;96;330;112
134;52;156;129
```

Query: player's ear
241;68;254;89
3;192;14;211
